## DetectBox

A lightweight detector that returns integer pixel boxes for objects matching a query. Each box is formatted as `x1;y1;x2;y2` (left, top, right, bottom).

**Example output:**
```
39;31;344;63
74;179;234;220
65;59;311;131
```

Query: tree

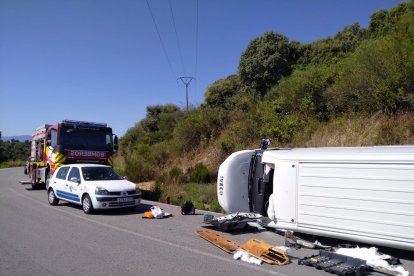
238;32;299;96
369;1;413;37
204;75;240;109
369;9;388;35
297;23;366;68
141;104;180;132
120;104;182;149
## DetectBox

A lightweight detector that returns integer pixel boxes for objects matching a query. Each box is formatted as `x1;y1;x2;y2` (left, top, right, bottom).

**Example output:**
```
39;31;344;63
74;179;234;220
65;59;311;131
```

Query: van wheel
48;189;59;206
82;195;94;214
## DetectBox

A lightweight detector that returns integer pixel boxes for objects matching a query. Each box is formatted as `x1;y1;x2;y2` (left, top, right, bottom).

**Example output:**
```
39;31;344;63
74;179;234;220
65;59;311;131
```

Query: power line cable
146;0;177;79
169;0;186;75
194;0;199;78
193;0;199;105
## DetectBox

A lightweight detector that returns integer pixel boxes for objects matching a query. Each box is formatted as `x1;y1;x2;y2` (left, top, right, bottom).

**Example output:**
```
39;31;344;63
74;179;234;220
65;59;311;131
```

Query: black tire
48;189;59;206
82;195;94;214
45;170;51;190
31;169;38;190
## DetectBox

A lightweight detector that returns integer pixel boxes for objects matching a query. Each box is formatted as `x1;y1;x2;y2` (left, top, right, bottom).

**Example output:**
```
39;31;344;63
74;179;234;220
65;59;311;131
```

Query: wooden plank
196;229;240;254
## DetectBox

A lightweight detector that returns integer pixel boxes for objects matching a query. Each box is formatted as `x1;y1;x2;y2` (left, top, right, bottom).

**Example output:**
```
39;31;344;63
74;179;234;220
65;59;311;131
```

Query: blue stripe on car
56;190;80;202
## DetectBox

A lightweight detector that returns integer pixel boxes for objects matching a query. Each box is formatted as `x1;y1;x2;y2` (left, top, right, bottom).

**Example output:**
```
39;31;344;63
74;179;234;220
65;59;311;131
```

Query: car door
53;166;70;200
62;167;82;204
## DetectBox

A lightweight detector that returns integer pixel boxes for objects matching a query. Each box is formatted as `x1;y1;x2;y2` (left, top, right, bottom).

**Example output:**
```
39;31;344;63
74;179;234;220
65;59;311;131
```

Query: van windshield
81;167;123;181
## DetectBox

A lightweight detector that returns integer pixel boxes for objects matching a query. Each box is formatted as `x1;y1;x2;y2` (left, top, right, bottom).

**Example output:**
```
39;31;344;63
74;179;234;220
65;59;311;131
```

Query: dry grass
304;113;414;147
136;181;155;191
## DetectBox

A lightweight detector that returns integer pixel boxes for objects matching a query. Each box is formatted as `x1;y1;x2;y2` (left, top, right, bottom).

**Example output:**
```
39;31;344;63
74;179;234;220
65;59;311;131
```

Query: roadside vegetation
116;1;414;211
0;132;30;168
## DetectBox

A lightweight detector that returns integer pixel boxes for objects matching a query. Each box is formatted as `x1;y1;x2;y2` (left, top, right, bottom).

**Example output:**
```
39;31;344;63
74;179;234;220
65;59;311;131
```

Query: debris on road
299;250;367;275
336;247;410;276
196;229;240;254
196;229;289;266
299;248;410;276
284;230;333;251
233;249;262;265
181;201;195;215
142;206;172;219
241;239;289;265
203;212;266;232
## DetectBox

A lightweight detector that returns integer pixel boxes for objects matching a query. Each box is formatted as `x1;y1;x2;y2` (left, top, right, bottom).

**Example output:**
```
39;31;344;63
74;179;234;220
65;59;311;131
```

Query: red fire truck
29;120;118;190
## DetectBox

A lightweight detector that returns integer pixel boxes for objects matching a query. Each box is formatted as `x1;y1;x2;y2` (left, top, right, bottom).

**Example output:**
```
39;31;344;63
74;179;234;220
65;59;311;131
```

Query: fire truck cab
29;120;118;190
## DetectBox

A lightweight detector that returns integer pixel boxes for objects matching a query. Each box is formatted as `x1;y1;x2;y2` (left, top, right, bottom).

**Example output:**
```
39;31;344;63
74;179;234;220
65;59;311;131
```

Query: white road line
8;186;286;275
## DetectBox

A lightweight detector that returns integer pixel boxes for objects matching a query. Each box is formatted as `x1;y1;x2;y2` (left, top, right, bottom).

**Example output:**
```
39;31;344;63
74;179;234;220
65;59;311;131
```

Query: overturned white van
217;146;414;251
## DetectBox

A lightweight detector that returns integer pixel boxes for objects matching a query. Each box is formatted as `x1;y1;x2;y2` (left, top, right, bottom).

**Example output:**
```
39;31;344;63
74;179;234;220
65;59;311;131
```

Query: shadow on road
46;200;154;216
99;203;154;216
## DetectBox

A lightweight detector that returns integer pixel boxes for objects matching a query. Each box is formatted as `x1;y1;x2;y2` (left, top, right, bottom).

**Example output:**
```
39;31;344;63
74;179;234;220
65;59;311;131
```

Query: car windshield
81;167;123;181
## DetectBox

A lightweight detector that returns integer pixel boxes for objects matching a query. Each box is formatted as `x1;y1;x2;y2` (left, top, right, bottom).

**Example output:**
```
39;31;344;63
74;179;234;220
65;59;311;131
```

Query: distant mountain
1;135;31;142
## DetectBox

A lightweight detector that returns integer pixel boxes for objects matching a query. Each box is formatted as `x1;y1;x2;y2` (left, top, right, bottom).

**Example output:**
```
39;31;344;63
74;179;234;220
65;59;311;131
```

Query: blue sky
0;0;405;137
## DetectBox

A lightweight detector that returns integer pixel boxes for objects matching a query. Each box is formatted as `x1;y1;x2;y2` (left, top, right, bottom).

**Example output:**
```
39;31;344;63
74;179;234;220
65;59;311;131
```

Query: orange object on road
241;239;289;265
143;211;154;218
196;229;240;254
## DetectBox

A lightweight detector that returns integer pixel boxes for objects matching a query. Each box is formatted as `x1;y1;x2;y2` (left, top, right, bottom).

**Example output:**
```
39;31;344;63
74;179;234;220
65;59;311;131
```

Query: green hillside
116;1;414;210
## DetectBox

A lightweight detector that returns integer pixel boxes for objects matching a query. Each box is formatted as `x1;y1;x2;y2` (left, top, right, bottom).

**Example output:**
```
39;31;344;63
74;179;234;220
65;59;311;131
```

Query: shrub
266;65;336;121
209;197;224;213
0;160;26;169
215;110;260;155
124;152;155;182
327;32;414;115
258;102;305;144
189;163;210;183
172;108;227;154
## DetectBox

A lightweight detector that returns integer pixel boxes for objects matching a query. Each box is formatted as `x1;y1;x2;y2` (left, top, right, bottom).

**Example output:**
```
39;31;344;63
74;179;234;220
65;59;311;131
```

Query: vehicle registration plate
118;197;133;202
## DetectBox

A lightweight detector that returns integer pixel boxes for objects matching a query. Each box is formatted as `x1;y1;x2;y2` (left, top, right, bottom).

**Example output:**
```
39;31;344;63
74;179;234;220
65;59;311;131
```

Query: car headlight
95;187;109;195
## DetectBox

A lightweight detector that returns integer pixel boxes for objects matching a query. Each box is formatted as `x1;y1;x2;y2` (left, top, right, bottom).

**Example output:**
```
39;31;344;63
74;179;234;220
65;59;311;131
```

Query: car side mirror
123;176;128;180
70;177;81;184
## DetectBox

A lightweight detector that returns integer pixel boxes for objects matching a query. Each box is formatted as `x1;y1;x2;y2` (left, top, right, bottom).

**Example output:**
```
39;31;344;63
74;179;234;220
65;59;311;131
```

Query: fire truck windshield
58;127;113;151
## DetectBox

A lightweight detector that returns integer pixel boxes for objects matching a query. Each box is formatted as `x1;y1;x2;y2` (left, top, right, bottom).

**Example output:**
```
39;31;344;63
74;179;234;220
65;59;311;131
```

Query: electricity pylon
177;77;195;112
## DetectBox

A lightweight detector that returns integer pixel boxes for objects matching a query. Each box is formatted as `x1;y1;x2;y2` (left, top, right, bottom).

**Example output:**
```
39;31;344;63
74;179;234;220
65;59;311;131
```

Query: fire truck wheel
45;171;51;190
82;195;94;214
31;172;38;190
48;189;59;206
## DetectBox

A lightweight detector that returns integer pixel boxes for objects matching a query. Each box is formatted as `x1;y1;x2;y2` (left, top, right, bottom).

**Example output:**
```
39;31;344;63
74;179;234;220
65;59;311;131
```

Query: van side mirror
113;135;118;151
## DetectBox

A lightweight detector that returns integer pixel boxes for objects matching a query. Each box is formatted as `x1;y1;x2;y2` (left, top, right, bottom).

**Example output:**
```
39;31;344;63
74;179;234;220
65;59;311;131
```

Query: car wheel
48;189;59;206
82;195;94;214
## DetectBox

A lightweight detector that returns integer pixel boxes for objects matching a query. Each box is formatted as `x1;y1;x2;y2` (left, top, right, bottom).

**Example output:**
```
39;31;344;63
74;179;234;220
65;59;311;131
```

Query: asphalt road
1;167;413;276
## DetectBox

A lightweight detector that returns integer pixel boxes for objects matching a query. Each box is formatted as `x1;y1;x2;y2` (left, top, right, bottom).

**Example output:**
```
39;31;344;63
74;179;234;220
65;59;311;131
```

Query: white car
47;164;141;214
